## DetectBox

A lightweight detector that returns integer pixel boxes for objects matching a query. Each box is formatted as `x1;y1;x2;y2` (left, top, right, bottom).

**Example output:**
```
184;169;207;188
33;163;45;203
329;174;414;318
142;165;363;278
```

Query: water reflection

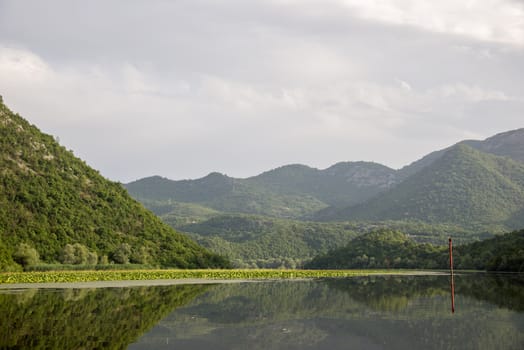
131;274;524;350
450;272;455;313
0;284;209;349
1;274;523;350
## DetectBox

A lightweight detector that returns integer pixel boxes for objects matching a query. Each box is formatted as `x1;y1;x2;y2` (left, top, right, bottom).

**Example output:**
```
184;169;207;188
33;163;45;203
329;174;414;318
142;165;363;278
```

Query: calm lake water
1;274;523;349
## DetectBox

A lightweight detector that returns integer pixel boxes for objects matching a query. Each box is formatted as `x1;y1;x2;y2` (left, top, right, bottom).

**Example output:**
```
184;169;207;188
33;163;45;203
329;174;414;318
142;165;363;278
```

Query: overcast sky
1;0;523;182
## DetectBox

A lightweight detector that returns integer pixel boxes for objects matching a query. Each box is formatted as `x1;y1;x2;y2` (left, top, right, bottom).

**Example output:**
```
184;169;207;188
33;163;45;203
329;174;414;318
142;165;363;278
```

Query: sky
0;0;523;182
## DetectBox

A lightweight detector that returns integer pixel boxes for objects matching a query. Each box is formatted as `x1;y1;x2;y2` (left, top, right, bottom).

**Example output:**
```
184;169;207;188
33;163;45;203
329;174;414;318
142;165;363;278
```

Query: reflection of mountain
0;284;209;349
132;276;524;350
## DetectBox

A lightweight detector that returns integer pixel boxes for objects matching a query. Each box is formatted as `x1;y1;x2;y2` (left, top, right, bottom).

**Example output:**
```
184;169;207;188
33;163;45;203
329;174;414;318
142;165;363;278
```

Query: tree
112;243;132;264
87;251;98;265
60;244;76;264
13;243;40;268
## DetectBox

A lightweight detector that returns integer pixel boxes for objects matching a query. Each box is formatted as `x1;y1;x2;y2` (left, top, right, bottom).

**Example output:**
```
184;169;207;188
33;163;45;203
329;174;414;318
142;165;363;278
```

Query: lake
1;273;523;349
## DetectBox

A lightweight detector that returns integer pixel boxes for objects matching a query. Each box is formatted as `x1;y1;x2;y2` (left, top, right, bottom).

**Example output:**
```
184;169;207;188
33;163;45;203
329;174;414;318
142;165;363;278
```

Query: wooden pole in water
449;237;455;313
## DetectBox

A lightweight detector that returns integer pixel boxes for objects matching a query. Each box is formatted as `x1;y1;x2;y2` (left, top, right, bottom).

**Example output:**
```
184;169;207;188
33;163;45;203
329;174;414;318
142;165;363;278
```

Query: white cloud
274;0;524;46
340;0;524;46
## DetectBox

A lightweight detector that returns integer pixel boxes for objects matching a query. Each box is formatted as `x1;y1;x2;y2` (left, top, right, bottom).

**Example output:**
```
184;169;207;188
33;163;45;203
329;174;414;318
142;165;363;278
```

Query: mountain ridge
319;144;524;227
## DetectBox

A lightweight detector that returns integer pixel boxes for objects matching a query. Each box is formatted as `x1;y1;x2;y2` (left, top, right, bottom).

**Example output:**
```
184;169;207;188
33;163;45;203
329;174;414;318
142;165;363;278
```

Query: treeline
305;228;524;272
10;242;160;271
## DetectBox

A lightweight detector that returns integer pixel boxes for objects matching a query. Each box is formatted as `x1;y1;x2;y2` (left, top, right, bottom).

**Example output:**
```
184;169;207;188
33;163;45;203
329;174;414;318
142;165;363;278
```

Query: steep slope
322;144;524;227
398;128;524;179
0;97;229;270
464;128;524;163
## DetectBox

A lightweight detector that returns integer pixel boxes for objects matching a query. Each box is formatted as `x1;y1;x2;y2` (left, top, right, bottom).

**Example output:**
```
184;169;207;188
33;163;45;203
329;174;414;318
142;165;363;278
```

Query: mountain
246;161;397;207
319;145;524;227
0;97;230;270
126;173;327;219
125;162;398;219
398;128;524;179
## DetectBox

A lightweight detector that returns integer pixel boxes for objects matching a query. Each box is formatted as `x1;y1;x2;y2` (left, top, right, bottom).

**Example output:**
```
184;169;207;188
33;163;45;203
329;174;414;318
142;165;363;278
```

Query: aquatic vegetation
0;269;408;284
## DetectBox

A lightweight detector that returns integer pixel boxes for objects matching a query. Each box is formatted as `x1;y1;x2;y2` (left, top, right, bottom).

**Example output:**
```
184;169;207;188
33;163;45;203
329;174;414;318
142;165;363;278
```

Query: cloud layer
0;0;523;181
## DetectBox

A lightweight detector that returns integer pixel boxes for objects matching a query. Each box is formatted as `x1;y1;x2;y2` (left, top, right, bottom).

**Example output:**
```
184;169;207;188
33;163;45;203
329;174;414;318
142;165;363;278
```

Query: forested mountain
127;128;524;229
320;145;524;228
125;161;398;219
126;174;327;219
246;161;397;207
0;97;229;270
124;128;524;267
306;228;524;272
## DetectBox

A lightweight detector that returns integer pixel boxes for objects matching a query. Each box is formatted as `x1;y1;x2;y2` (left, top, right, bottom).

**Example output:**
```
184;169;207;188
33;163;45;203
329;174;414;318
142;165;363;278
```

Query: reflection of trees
455;273;524;312
136;276;524;350
0;284;209;349
325;275;449;312
326;273;524;313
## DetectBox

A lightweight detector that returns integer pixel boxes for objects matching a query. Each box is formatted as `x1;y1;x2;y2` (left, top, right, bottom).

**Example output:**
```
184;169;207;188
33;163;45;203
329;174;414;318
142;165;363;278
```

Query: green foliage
454;229;524;271
306;228;524;272
0;99;230;270
175;214;361;268
305;229;446;269
12;243;40;268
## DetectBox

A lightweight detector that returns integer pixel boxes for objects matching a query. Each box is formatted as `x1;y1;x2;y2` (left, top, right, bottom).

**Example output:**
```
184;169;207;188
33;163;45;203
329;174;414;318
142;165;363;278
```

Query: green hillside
322;145;524;228
177;214;360;268
0;97;230;270
246;161;397;207
126;174;327;219
305;229;446;269
453;229;524;271
306;228;524;272
125;162;398;219
398;128;524;179
165;214;479;268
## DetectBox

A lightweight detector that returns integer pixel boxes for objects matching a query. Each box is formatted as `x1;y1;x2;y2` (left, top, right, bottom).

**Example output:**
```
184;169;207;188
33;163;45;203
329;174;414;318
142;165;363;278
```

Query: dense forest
173;215;485;268
306;229;524;272
0;98;230;271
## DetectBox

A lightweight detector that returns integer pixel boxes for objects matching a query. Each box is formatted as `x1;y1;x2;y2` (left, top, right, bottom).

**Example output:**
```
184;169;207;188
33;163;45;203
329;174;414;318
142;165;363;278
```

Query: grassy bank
0;269;424;284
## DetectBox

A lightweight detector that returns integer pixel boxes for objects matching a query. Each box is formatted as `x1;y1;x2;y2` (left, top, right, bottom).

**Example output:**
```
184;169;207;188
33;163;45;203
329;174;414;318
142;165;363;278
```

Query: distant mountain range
0;97;229;270
126;128;524;229
125;161;400;219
